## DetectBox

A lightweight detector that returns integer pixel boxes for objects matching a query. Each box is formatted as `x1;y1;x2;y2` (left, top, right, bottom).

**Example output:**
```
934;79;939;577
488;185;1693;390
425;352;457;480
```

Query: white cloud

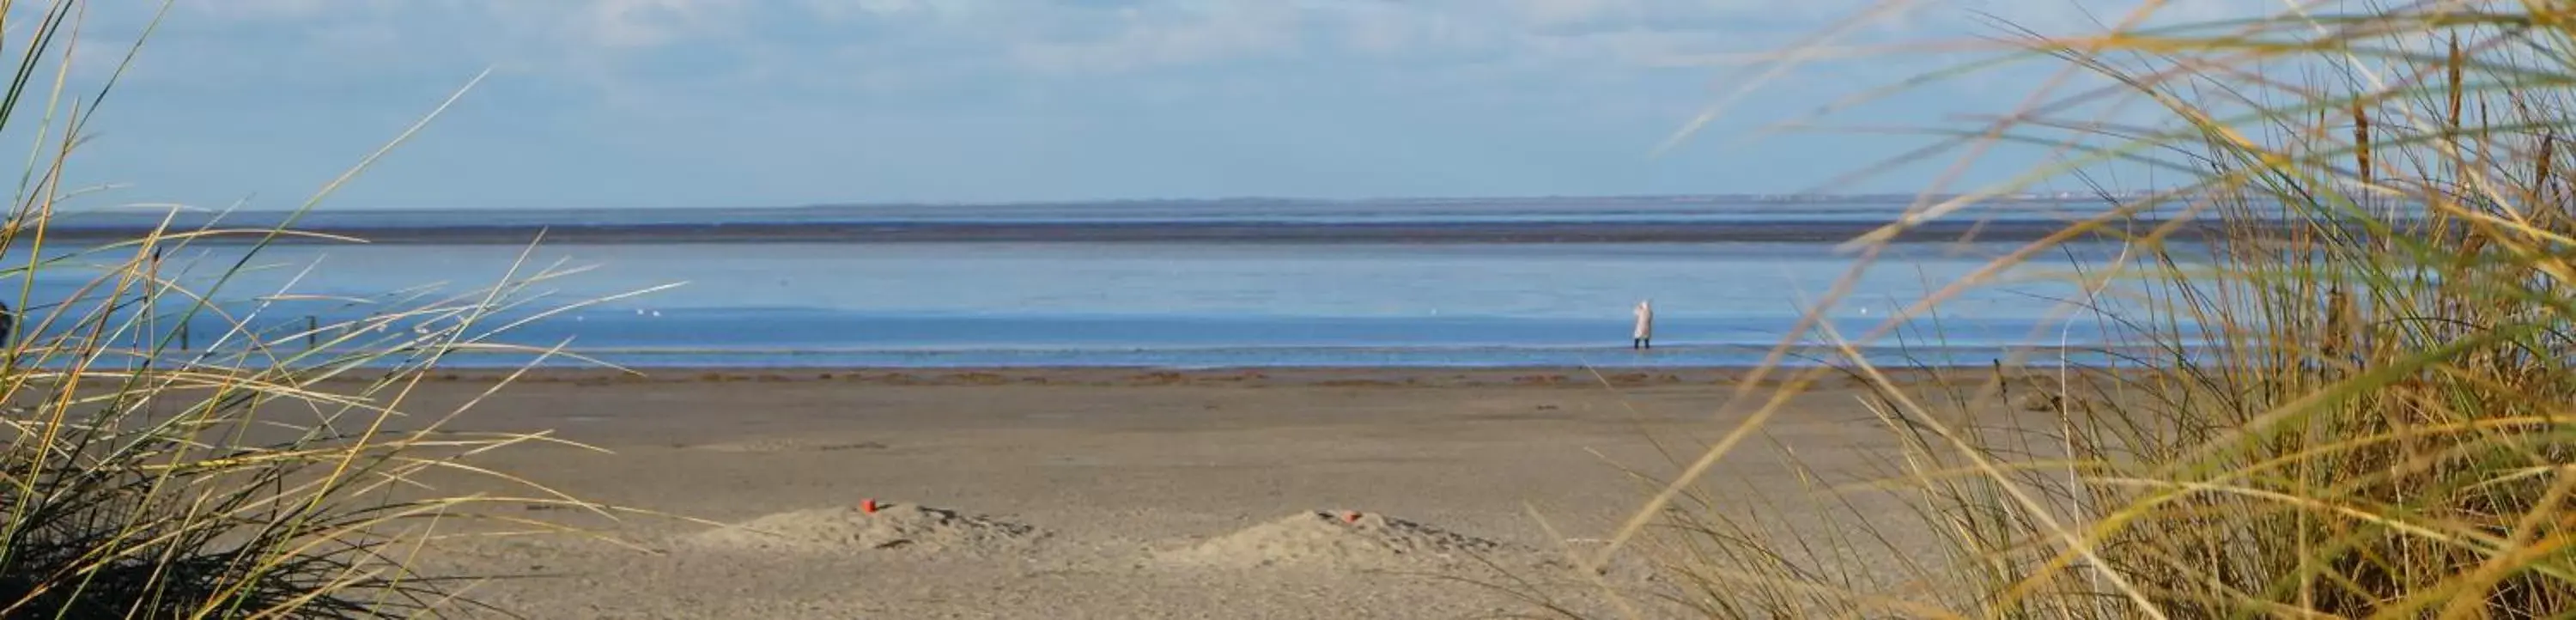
117;0;2312;111
183;0;339;20
162;0;1853;76
573;0;721;48
1000;3;1309;76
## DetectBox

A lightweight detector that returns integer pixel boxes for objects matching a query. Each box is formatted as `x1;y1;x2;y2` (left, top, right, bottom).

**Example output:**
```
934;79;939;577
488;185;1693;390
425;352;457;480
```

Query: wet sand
381;367;1993;618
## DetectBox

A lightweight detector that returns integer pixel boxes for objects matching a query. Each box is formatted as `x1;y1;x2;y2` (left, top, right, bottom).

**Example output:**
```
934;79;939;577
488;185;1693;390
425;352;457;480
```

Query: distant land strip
30;218;2313;246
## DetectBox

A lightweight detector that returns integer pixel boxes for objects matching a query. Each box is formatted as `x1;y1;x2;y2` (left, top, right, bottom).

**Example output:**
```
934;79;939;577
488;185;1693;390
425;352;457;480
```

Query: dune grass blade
1564;1;2576;618
0;2;635;618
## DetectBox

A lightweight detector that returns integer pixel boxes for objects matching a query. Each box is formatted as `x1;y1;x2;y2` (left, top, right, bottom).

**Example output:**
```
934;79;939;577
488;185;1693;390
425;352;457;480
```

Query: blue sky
39;0;2251;210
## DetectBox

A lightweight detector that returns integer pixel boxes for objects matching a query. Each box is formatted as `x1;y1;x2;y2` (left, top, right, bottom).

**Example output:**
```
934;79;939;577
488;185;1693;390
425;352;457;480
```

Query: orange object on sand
861;499;881;514
1343;511;1362;523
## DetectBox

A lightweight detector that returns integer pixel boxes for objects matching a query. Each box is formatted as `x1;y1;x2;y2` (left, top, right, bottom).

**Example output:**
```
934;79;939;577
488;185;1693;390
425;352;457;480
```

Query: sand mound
1160;511;1533;570
683;502;1042;554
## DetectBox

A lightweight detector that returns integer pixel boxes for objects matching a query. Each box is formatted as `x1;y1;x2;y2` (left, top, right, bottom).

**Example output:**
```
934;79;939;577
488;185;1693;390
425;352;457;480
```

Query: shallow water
0;240;2184;368
0;198;2236;368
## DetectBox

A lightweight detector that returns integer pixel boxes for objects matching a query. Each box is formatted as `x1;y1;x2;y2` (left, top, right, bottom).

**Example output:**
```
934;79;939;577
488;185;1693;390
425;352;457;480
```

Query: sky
27;0;2266;210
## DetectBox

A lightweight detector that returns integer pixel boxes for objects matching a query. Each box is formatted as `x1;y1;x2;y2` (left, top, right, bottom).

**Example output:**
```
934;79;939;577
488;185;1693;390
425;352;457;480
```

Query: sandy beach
345;366;1986;619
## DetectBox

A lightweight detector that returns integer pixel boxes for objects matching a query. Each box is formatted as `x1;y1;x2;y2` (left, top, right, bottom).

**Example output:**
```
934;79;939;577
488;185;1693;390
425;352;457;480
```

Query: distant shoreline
32;218;2271;245
301;364;2020;388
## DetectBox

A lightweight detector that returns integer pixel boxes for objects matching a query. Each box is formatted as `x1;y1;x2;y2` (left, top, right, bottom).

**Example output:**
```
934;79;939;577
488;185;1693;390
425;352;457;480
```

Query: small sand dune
683;502;1043;554
1159;510;1541;570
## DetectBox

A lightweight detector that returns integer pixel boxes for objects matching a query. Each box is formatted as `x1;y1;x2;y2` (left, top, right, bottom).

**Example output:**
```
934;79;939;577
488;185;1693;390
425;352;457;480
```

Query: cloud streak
27;0;2304;207
166;0;1923;82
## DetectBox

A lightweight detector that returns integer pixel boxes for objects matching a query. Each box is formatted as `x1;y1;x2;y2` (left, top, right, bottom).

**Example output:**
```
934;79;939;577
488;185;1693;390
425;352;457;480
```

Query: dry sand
374;367;1999;618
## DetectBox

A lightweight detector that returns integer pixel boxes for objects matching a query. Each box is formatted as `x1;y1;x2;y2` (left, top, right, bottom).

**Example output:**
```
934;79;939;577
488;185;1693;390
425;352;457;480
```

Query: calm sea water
1;202;2190;369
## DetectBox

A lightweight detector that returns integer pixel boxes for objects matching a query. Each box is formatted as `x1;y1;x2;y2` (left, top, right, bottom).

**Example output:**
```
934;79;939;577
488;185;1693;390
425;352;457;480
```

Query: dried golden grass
0;3;635;617
1587;1;2576;617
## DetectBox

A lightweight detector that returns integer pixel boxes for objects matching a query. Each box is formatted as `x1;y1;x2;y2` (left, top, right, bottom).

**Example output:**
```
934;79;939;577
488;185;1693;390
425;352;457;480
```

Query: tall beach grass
1586;1;2576;617
0;2;623;617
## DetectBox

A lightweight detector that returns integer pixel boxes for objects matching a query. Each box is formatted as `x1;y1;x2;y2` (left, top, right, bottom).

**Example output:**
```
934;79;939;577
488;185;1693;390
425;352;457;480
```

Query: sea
1;198;2196;370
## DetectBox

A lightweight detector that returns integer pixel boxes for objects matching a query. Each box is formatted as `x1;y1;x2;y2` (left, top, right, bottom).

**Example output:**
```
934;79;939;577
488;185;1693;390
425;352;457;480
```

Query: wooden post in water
178;322;189;350
306;316;319;350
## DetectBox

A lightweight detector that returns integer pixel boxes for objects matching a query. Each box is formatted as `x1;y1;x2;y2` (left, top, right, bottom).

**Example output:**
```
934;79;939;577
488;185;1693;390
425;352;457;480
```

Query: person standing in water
1631;299;1654;350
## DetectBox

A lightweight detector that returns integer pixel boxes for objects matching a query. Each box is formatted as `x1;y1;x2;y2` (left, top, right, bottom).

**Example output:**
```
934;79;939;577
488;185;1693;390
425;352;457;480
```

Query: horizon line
66;190;2172;216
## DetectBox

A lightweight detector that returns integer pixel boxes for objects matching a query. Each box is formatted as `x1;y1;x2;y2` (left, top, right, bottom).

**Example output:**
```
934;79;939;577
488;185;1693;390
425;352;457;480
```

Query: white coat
1631;301;1654;340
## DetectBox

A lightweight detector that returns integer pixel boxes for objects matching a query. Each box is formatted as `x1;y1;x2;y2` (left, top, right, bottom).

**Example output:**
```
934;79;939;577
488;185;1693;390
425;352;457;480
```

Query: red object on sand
1344;511;1362;523
861;499;880;514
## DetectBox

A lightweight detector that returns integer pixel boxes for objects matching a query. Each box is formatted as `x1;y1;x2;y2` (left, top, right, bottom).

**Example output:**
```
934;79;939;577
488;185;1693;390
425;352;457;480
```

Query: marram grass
0;2;625;617
1580;1;2576;618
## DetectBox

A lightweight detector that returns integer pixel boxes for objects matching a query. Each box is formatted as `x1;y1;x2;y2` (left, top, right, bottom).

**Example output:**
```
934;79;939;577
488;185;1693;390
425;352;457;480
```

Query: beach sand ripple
1158;510;1537;570
684;502;1044;554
